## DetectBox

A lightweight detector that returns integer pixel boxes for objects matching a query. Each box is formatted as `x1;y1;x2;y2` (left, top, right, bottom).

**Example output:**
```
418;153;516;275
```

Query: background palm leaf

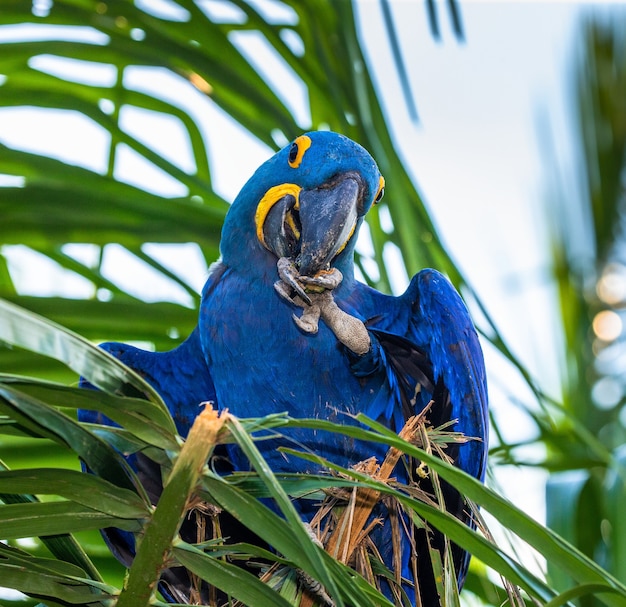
544;17;626;606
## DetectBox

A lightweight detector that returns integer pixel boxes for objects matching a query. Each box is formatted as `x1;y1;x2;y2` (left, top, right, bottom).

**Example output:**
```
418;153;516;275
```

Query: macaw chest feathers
200;268;377;421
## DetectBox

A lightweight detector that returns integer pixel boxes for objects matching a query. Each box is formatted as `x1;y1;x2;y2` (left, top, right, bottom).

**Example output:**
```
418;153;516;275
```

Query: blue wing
402;268;488;481
349;268;488;474
346;268;488;595
79;327;216;435
78;327;220;603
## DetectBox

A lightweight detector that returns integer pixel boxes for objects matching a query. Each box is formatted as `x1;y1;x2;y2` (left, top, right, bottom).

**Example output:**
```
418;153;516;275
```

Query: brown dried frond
263;411;488;607
322;414;423;566
187;499;223;605
354;540;376;587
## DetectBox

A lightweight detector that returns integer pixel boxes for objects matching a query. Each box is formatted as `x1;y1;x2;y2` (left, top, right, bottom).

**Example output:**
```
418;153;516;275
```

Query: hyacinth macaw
79;131;488;606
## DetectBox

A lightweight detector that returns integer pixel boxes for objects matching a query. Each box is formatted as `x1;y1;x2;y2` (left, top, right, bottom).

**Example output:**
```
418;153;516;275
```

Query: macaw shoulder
400;269;486;398
350;268;476;339
352;268;487;419
403;268;481;343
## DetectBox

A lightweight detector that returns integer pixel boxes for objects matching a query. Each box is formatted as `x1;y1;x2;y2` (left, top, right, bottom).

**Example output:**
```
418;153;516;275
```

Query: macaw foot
275;279;321;334
275;257;343;303
274;258;370;355
274;259;318;334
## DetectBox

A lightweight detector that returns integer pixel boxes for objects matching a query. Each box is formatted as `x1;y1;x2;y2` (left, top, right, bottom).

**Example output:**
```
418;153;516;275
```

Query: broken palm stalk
116;404;228;607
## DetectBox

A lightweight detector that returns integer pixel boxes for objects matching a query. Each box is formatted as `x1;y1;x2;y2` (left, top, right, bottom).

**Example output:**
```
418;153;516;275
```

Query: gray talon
274;280;294;302
277;257;311;305
293;310;319;334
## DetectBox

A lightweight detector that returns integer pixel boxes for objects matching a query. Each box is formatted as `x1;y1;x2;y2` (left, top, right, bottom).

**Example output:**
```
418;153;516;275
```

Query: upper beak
261;174;361;276
297;176;360;275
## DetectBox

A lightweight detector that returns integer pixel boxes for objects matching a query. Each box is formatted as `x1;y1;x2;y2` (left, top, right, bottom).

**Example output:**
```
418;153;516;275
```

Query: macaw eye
374;176;385;204
288;135;312;169
288;143;298;165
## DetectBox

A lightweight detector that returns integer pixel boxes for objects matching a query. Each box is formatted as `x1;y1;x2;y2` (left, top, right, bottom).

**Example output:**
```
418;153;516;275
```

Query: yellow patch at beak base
255;183;302;248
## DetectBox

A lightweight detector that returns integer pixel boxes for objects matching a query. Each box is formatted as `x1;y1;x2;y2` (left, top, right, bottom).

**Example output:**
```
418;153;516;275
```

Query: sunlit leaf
0;298;170;413
0;380;146;497
0;543;114;605
0;501;141;539
1;375;178;449
0;468;150;518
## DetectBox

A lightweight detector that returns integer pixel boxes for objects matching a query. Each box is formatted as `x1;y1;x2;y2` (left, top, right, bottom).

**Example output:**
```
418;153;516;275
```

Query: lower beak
261;194;300;260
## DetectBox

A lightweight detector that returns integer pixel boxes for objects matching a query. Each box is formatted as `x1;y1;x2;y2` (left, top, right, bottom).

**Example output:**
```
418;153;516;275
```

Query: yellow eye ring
374;176;385;204
288;135;312;168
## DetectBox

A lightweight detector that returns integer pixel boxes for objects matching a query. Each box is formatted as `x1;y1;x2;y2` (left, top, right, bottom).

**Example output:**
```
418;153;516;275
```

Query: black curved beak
261;174;361;276
297;176;360;276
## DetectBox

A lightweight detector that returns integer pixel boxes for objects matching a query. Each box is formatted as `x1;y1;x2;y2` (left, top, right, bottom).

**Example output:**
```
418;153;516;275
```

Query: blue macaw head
220;131;384;280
